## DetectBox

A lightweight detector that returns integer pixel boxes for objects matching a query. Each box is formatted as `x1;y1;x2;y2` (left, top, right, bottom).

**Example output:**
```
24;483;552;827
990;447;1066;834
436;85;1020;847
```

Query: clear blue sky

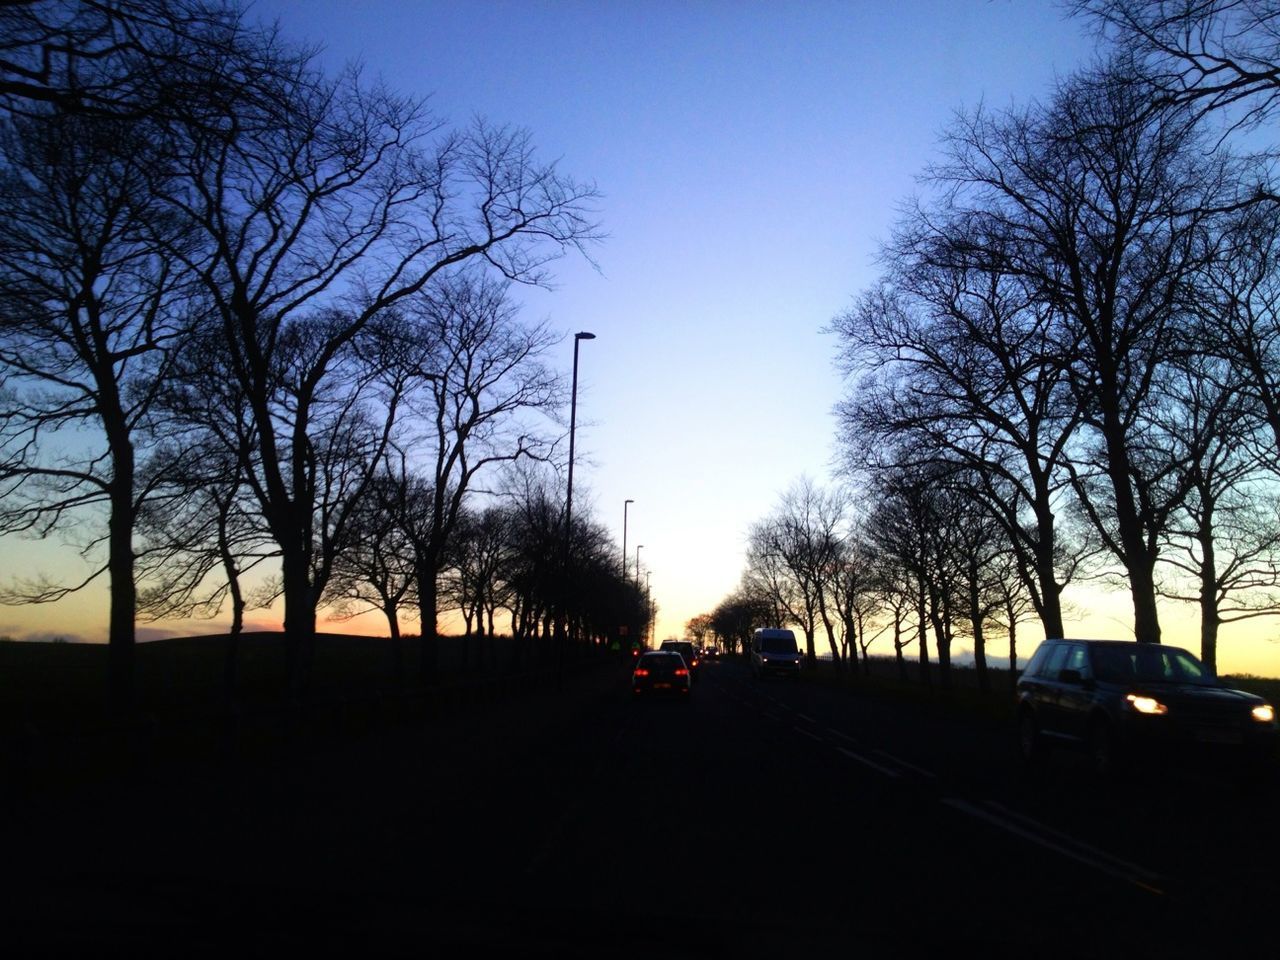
27;1;1260;667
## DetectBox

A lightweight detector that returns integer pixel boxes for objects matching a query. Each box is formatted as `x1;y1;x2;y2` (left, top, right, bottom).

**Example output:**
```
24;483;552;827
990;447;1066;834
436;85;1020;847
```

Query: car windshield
761;638;797;654
1091;645;1216;686
640;654;681;668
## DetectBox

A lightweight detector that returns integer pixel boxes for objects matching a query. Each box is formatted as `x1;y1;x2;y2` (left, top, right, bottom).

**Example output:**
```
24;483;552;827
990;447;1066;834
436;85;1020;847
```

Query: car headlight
1125;694;1168;715
1252;704;1275;723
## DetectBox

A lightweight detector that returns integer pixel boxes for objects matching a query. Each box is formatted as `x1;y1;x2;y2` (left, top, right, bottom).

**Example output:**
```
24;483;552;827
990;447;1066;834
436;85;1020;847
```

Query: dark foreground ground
2;642;1277;958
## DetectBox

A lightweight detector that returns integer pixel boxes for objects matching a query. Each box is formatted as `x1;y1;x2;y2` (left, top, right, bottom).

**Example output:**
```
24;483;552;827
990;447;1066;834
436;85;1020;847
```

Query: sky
2;1;1277;676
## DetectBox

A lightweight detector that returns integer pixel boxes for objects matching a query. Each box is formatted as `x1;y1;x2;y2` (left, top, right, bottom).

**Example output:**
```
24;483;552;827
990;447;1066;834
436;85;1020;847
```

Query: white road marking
837;747;901;778
942;798;1166;894
872;749;936;779
793;726;825;742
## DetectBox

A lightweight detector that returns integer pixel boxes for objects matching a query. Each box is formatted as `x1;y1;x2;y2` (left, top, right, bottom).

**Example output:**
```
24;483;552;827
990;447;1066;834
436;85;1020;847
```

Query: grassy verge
0;633;619;793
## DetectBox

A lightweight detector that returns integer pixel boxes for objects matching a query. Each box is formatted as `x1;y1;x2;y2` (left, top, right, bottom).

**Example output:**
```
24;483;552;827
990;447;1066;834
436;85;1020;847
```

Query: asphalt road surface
5;656;1276;957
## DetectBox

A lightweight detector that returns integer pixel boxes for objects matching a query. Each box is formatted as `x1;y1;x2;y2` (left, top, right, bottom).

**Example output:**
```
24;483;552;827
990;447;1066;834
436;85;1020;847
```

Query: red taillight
633;668;649;677
674;667;688;677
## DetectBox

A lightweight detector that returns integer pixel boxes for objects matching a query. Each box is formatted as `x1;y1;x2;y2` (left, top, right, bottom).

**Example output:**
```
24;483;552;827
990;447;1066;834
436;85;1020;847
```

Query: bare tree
1153;348;1280;671
928;63;1239;643
0;0;293;120
155;41;598;691
709;587;774;656
833;248;1082;640
829;530;883;676
1075;0;1280;141
0;107;191;713
321;470;416;643
387;276;565;684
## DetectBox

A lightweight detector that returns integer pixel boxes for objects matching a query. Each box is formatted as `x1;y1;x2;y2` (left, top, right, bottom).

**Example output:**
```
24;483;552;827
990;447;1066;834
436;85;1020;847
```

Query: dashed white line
837;746;901;778
793;726;825;742
825;728;857;744
872;749;936;779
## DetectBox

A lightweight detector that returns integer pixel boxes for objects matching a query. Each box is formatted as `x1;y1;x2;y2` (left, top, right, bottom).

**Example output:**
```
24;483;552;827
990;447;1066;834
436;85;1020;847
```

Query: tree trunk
967;557;989;693
1197;507;1219;675
1101;401;1163;644
1032;495;1065;639
281;547;317;702
383;600;404;689
107;470;137;719
916;576;932;689
417;563;440;685
1007;608;1019;697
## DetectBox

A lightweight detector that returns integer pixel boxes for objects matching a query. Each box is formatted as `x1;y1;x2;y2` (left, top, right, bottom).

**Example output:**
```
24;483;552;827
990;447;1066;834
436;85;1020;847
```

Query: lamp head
575;331;597;341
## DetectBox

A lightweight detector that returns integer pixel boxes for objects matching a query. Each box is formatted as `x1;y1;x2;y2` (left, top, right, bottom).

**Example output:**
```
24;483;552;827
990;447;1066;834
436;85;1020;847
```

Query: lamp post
622;499;634;580
559;331;595;682
635;544;644;587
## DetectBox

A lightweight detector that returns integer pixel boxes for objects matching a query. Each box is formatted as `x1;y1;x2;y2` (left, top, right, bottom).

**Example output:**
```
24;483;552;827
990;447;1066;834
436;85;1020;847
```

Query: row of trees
706;1;1280;681
0;1;635;711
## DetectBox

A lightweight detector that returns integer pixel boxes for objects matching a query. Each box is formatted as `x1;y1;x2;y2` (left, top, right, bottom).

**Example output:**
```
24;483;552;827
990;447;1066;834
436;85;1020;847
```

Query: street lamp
559;331;595;678
622;499;634;580
635;544;644;586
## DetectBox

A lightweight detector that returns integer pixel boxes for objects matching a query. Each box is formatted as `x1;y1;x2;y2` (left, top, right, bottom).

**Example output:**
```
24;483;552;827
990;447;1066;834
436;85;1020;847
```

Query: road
5;655;1275;957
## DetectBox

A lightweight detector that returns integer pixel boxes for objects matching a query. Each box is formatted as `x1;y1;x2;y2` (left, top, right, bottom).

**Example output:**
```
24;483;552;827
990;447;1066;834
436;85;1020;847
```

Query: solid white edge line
837;746;901;778
941;798;1165;894
979;799;1167;887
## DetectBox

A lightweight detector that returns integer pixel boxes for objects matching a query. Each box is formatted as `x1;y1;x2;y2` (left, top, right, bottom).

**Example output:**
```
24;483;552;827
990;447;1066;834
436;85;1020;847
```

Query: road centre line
837;747;901;778
942;798;1166;895
826;728;857;744
794;712;815;724
793;726;825;742
873;749;936;779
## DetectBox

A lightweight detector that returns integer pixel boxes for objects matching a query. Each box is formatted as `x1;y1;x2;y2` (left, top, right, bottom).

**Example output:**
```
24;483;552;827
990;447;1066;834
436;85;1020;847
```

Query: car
750;628;803;679
631;650;691;699
1015;638;1278;777
658;639;700;681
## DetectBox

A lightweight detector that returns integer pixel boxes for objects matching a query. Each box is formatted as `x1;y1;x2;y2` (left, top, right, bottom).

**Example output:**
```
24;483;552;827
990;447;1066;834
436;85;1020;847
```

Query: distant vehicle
750;628;802;680
631;650;691;699
659;640;700;681
1016;638;1277;777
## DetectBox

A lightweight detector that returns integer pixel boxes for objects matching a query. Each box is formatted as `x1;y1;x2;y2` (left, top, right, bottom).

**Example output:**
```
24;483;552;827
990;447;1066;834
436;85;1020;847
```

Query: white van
750;628;802;679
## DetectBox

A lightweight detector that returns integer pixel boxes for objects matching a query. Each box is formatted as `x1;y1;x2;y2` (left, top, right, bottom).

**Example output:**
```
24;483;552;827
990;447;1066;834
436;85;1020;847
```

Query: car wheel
1017;710;1042;766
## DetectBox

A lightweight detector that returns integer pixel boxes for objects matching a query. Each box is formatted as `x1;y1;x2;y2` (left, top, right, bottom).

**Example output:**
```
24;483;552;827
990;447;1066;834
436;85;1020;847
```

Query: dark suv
659;639;700;681
1016;639;1277;776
